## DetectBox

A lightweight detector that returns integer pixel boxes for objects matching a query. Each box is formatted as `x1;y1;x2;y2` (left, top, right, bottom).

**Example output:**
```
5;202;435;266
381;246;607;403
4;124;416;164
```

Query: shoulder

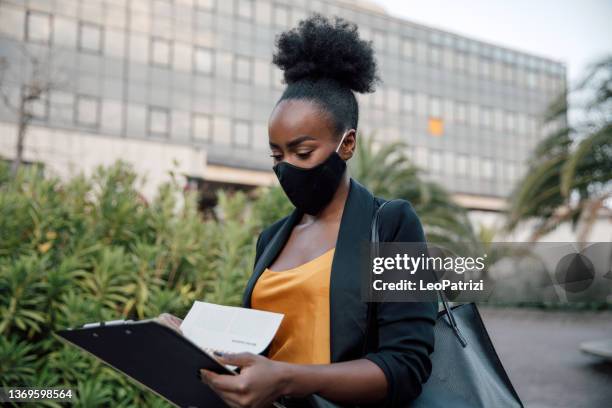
375;197;425;243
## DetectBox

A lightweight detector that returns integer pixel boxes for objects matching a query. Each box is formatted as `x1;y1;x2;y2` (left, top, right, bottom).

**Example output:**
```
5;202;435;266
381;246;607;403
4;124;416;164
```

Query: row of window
26;91;257;148
10;0;564;75
109;0;565;75
16;89;527;181
408;147;524;182
10;7;564;92
132;0;293;28
26;87;543;143
364;90;541;136
30;92;542;147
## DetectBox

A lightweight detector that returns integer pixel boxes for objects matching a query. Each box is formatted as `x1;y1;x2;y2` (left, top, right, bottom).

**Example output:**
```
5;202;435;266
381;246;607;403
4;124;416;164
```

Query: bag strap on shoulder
365;199;467;353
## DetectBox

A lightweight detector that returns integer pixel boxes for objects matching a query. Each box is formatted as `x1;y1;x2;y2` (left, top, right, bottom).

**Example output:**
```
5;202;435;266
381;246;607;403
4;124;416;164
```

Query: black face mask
273;131;349;215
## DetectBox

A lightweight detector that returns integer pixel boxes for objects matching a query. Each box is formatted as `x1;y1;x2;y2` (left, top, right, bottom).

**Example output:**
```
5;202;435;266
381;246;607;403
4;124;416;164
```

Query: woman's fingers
157;313;182;333
200;370;245;407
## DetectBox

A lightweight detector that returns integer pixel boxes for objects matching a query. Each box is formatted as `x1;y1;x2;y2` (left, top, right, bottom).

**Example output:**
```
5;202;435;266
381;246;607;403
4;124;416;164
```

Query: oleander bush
0;160;292;407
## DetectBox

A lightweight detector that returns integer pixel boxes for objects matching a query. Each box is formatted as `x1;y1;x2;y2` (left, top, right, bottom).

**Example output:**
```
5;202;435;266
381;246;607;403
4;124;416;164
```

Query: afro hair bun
272;13;380;94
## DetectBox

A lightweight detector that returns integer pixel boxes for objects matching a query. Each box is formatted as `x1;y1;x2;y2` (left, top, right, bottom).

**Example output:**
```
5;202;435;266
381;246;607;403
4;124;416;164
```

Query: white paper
180;301;284;356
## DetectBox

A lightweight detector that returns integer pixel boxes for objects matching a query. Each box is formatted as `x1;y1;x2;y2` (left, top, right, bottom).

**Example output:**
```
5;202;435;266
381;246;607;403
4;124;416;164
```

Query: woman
161;14;436;408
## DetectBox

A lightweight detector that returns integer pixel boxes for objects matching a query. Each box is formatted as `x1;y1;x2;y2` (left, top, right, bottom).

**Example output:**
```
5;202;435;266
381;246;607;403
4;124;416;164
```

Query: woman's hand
200;352;291;408
156;313;183;334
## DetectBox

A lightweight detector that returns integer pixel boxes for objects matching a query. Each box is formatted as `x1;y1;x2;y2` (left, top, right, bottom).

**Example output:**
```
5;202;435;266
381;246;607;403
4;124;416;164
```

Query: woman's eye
296;152;312;159
269;154;282;161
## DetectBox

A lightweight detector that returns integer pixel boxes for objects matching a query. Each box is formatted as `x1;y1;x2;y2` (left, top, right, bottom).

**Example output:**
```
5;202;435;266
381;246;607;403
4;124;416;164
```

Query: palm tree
506;55;612;241
349;134;478;248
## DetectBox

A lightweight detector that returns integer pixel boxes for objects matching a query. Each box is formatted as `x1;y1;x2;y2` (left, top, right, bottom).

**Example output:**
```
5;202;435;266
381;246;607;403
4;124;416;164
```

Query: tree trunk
10;95;27;177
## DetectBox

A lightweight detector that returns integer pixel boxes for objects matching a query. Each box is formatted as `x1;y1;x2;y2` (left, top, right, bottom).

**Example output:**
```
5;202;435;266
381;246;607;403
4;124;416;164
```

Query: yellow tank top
251;247;334;365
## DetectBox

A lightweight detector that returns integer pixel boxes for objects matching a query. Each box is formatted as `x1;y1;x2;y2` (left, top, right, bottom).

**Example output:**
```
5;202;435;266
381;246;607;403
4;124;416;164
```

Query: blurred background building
0;0;567;212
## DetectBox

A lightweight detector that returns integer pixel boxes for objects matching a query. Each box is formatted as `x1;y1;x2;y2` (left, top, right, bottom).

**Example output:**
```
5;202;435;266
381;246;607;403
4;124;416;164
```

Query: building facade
0;0;567;207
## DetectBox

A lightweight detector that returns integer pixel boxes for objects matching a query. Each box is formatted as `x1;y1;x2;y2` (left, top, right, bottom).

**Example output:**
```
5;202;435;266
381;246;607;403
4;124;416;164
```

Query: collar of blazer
242;177;380;362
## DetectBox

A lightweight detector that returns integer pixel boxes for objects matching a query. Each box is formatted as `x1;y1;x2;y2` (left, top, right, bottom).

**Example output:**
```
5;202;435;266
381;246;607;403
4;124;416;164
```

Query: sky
374;0;612;84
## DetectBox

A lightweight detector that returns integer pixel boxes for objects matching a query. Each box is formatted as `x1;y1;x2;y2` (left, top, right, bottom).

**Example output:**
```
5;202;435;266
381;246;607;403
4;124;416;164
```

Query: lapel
242;178;377;362
328;178;376;361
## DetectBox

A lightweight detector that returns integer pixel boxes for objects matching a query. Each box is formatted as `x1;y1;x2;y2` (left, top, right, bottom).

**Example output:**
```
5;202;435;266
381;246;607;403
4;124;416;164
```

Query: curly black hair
272;13;380;136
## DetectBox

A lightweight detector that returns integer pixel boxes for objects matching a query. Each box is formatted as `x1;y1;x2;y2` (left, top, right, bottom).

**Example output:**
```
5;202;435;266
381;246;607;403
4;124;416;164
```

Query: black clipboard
55;320;235;408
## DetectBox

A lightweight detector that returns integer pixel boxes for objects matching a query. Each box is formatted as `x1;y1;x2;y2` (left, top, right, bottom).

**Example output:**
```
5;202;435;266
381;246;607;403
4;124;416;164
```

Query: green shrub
0;160;291;406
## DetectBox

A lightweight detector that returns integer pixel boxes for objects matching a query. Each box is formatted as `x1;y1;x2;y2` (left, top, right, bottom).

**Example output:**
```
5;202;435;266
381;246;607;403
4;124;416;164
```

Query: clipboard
55;319;235;408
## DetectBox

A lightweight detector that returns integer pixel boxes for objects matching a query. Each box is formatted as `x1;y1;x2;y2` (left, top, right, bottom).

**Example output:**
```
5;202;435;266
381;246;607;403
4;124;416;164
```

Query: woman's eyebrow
286;135;317;148
269;134;317;149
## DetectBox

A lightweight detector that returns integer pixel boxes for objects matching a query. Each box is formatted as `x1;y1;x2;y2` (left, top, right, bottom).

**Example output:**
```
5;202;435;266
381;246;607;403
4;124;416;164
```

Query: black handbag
367;200;524;408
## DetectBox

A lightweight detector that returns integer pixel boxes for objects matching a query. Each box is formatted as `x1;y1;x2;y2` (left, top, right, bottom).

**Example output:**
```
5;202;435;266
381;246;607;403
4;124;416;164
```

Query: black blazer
242;178;437;408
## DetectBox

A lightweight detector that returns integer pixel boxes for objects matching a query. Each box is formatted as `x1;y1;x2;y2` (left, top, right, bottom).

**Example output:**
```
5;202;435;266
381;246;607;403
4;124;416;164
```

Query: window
469;104;479;127
468;54;479;75
415;146;428;167
416;42;428;64
233;120;251;147
372;30;386;53
481;107;493;129
173;43;192;71
192;113;212;142
455;52;467;72
29;92;49;121
126;103;147;137
101;99;123;135
105;29;125;58
151;37;171;67
195;0;215;11
54;17;77;48
517;113;527;135
153;0;172;16
439;99;451;123
255;1;271;24
129;33;148;63
26;11;52;44
254;59;270;87
493;62;504;81
75;95;100;128
442;48;453;69
430;150;442;173
386;88;400;113
401;38;415;59
373;88;385;109
429;46;442;66
469;155;480;178
493;109;504;132
429;97;441;117
50;91;74;123
455;102;467;123
503;64;514;83
456;154;468;176
214;116;232;144
194;47;214;75
148;107;170;137
78;22;102;54
443;152;455;175
236;0;254;20
428;118;444;137
481;59;492;78
273;4;290;28
482;158;494;180
401;91;414;112
235;55;252;83
416;93;427;116
504;112;515;133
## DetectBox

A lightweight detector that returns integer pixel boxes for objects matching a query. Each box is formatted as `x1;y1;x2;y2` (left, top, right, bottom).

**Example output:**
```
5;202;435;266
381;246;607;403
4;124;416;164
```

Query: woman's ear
338;129;357;160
